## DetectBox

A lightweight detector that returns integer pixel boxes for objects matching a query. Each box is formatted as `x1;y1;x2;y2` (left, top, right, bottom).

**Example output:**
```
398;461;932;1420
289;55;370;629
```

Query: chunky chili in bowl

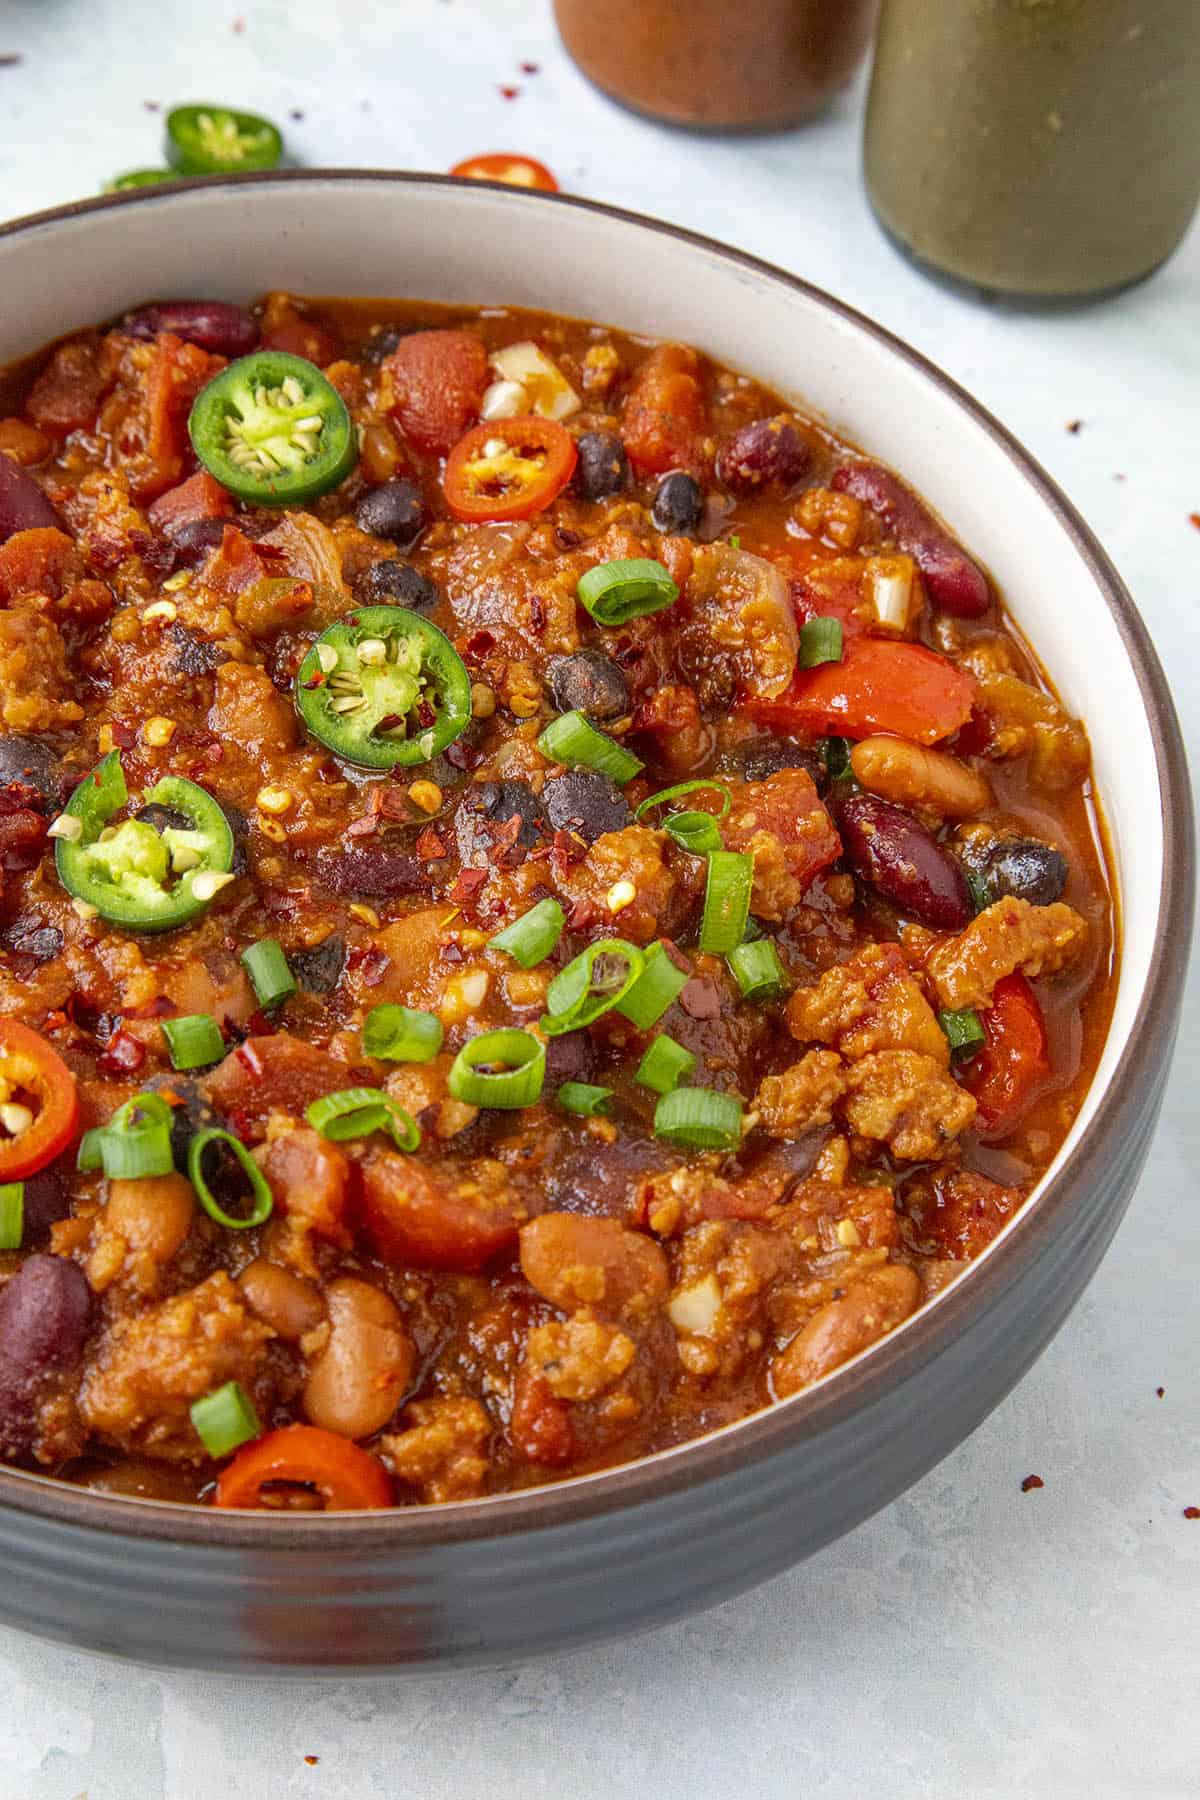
0;291;1114;1512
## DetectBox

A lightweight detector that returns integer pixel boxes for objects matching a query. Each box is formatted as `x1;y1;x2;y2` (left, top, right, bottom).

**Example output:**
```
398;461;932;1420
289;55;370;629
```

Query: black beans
168;620;224;676
573;431;629;501
145;1074;219;1167
360;325;408;366
986;839;1068;907
735;737;826;791
123;300;260;358
19;1160;73;1246
0;454;61;544
716;416;811;496
0;1255;91;1457
291;934;347;995
543;771;632;843
354;479;425;548
837;793;973;930
0;736;62;807
651;471;704;535
456;781;549;863
0;920;64;963
315;847;428;896
543;1029;596;1087
547;649;630;723
353;559;441;611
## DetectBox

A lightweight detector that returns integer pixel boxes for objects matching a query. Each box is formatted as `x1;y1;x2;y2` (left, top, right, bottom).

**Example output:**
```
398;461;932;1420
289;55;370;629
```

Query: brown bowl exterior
0;174;1191;1675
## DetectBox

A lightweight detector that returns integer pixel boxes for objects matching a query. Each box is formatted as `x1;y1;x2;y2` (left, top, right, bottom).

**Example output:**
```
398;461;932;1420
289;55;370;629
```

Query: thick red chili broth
0;291;1114;1510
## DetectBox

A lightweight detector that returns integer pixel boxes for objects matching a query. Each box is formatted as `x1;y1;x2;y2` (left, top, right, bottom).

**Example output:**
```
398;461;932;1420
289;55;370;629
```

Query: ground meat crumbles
0;291;1114;1509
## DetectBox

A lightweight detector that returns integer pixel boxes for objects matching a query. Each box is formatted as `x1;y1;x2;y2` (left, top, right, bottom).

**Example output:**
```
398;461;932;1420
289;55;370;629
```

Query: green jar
864;0;1200;298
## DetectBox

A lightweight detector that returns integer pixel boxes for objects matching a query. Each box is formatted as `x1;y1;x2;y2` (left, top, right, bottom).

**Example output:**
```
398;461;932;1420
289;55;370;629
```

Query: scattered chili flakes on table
1156;1386;1165;1398
1188;513;1200;530
303;1754;320;1766
1184;1507;1200;1520
1021;1474;1045;1493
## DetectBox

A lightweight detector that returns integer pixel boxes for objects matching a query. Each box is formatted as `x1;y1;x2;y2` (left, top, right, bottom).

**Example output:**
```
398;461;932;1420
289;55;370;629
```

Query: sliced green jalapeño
295;606;472;769
188;351;356;506
55;753;235;932
165;104;283;176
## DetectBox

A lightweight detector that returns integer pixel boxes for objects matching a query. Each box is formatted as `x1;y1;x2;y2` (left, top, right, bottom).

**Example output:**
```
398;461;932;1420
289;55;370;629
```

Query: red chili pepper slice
0;1019;80;1181
443;416;577;523
213;1423;393;1510
964;973;1051;1139
449;153;558;192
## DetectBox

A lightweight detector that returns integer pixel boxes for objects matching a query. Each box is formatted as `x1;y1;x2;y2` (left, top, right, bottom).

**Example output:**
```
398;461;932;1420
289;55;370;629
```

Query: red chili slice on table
0;1020;79;1181
443;416;577;522
450;152;558;192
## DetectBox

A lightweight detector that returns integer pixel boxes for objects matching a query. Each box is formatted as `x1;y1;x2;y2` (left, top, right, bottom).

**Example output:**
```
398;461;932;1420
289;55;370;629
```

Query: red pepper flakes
499;85;520;101
567;897;603;932
1156;1386;1165;1398
1065;420;1083;434
345;812;380;839
109;721;138;750
464;630;496;658
449;866;488;905
520;61;540;75
97;1028;147;1077
303;1755;320;1766
414;825;448;861
1184;1507;1200;1520
1189;513;1200;531
1020;1474;1044;1493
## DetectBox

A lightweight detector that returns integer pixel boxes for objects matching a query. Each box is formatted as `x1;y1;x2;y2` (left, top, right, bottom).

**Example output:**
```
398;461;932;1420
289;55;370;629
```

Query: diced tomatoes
146;471;232;535
964;973;1051;1139
26;339;111;436
134;333;226;502
384;329;488;458
0;527;77;603
746;636;978;746
621;343;707;476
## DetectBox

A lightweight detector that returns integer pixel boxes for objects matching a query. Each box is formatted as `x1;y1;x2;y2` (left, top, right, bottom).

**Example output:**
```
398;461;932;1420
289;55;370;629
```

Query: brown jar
865;0;1200;298
554;0;879;132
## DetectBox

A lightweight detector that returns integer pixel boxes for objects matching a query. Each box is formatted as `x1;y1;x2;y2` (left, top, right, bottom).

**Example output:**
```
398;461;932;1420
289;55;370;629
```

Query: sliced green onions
306;1088;421;1152
187;1128;274;1229
653;1086;743;1151
667;811;724;854
699;851;753;954
557;1082;614;1118
939;1007;987;1059
161;1013;225;1071
540;939;644;1037
636;1035;696;1095
577;557;679;626
820;735;856;784
362;1005;444;1063
615;941;689;1029
537;712;644;785
727;938;789;1003
0;1183;23;1251
797;617;844;669
447;1030;546;1109
242;939;296;1010
489;898;565;969
190;1381;262;1459
636;780;732;823
80;1092;175;1180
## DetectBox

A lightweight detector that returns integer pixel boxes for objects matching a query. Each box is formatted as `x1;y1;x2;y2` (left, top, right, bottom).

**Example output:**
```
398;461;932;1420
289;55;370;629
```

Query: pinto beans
519;1215;669;1317
831;462;990;619
123;301;260;357
837;792;973;929
771;1263;921;1397
105;1174;195;1267
0;1255;92;1456
238;1259;325;1341
302;1278;415;1439
849;736;992;818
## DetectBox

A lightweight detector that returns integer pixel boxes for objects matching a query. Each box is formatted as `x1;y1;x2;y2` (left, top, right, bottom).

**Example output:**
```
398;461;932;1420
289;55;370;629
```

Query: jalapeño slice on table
295;606;472;769
53;753;235;932
164;104;284;176
188;351;356;505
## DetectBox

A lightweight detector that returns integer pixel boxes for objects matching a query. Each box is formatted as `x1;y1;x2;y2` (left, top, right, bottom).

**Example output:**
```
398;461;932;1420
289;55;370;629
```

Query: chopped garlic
489;341;581;421
668;1274;722;1337
480;377;528;421
865;554;916;631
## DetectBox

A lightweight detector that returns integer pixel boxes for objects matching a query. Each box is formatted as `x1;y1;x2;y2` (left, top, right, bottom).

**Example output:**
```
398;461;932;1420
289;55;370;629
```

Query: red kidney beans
314;846;429;897
0;1255;92;1457
716;415;811;495
0;454;62;543
19;1160;74;1245
837;792;973;929
123;301;260;358
831;461;990;619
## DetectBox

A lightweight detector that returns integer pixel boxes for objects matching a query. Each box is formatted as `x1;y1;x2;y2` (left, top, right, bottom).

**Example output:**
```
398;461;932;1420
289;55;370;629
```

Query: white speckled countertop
1;2;1198;1793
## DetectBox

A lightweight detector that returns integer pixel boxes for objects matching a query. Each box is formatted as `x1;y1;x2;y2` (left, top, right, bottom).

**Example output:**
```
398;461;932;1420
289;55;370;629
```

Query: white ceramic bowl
0;174;1190;1673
